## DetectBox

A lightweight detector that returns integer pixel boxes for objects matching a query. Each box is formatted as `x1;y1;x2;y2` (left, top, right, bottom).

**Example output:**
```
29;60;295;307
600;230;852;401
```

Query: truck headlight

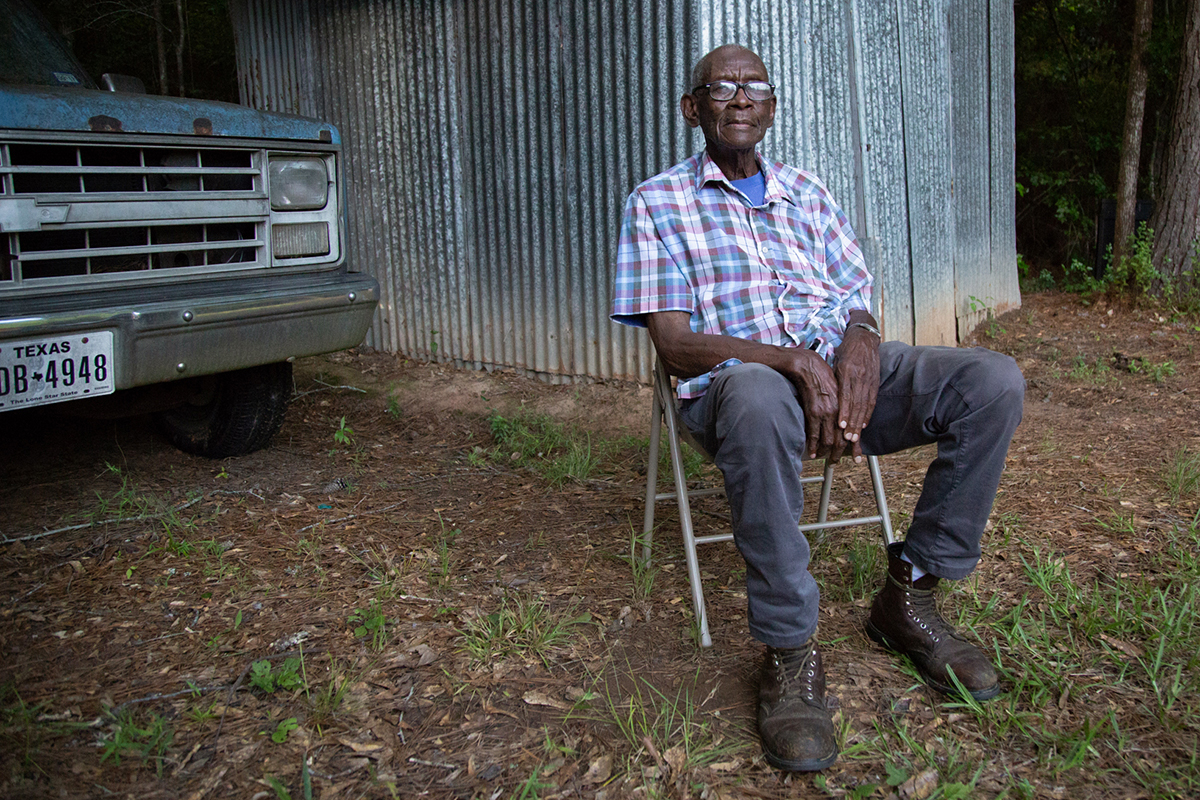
268;157;328;210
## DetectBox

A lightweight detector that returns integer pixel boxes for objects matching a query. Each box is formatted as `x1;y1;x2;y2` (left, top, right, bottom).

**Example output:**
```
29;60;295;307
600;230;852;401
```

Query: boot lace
901;581;965;645
771;645;820;703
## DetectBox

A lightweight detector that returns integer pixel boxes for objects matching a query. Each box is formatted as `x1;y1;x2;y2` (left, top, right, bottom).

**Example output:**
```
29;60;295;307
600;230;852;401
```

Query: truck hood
0;84;339;143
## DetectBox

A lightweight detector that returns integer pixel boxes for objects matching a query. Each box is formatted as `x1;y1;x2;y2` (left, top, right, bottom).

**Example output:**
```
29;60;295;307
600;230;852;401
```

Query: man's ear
680;94;700;128
763;96;777;129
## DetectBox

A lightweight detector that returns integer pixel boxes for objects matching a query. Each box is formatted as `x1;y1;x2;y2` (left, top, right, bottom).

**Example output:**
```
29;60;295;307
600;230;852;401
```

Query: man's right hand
778;349;843;461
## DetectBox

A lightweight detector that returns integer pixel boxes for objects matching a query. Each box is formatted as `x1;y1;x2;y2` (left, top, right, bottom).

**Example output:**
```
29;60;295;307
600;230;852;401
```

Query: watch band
847;321;881;338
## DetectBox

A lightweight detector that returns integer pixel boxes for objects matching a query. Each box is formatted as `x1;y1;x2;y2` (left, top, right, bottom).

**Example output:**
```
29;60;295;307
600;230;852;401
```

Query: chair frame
641;356;896;647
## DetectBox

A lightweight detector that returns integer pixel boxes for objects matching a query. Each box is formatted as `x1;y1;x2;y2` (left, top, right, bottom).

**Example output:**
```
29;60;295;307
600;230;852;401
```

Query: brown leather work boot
757;638;838;771
865;543;1000;701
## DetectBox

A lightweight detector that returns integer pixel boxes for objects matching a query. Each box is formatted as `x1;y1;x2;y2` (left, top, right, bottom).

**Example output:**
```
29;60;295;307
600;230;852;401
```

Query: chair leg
867;455;896;546
666;424;713;648
642;391;663;567
817;460;835;524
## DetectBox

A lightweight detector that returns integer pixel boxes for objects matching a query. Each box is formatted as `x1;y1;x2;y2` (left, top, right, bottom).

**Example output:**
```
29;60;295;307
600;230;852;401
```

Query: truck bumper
0;271;379;390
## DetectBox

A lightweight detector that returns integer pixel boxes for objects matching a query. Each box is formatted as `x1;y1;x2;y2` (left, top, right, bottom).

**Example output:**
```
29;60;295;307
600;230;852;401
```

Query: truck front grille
1;141;268;284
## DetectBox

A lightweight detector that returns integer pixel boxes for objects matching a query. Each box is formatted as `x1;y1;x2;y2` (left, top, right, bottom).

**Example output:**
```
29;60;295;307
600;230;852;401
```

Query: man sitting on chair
610;44;1024;772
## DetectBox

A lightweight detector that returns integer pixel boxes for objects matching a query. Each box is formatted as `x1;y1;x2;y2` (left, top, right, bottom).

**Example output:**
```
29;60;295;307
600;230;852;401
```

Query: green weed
626;527;659;601
333;416;355;447
433;515;460;587
100;707;174;777
308;658;355;728
250;657;305;694
0;684;87;779
348;600;390;652
1068;354;1113;383
269;717;298;744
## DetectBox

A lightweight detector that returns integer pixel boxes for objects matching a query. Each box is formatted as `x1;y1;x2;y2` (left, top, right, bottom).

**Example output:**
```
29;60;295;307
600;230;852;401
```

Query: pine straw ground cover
1;291;1199;800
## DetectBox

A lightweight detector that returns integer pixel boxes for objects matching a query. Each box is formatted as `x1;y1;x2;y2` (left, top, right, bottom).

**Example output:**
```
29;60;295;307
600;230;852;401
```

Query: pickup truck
0;0;379;456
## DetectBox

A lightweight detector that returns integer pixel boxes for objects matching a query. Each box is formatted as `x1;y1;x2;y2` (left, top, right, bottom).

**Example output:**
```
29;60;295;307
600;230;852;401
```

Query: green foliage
332;416;355;448
1015;0;1188;269
269;717;298;744
250;657;305;694
1019;253;1057;292
100;707;174;777
1108;223;1162;296
348;600;390;652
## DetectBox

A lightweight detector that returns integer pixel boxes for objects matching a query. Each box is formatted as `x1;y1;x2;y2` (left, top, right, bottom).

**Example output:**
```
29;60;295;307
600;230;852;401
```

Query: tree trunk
153;0;168;95
1151;0;1200;284
1113;0;1154;269
175;0;186;97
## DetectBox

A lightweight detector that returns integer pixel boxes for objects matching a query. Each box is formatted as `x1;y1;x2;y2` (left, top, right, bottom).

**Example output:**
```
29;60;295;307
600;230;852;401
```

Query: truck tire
156;362;293;458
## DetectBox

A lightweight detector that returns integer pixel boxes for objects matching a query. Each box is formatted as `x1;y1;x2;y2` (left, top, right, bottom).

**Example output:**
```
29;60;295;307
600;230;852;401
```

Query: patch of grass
433;514;460;587
347;544;408;597
459;591;591;669
100;707;174;777
1068;354;1113;384
307;658;355;729
578;671;742;786
1164;447;1200;505
0;684;87;779
626;527;659;601
820;533;883;603
488;411;603;486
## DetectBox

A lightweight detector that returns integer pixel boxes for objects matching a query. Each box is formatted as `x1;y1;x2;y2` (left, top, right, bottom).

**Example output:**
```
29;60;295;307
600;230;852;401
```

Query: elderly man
611;44;1024;771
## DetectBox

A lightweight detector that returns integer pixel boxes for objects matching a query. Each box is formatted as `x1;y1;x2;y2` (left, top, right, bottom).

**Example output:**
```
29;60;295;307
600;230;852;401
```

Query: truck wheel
156;362;293;458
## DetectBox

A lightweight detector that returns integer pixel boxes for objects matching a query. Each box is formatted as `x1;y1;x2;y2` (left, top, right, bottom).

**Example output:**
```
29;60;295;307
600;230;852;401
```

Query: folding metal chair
641;355;896;647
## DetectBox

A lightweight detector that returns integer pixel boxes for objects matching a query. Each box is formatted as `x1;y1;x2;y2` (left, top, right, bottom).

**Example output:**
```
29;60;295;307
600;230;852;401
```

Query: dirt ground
1;291;1198;799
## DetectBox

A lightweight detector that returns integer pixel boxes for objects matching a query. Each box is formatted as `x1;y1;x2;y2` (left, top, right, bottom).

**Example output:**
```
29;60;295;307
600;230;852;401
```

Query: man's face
681;48;776;157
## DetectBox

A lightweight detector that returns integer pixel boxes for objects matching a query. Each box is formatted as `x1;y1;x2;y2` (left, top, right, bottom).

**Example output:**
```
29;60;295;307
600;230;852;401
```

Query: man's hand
778;349;842;461
832;314;881;462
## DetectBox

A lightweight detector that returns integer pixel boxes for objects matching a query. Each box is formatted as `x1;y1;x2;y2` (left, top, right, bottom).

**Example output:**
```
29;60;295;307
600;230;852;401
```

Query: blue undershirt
730;171;766;207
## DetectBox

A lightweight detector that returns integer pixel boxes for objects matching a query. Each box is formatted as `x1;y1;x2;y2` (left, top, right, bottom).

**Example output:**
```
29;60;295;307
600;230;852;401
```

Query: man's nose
728;86;753;105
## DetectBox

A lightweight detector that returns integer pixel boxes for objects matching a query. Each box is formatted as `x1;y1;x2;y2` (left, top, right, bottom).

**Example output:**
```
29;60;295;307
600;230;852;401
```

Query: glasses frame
690;80;776;102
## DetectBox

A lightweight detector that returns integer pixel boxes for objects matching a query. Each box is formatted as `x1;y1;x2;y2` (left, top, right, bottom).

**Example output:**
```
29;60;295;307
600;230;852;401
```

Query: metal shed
231;0;1019;385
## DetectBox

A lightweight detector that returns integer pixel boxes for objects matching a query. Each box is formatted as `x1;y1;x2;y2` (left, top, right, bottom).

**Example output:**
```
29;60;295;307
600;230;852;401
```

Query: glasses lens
745;81;774;101
707;81;738;101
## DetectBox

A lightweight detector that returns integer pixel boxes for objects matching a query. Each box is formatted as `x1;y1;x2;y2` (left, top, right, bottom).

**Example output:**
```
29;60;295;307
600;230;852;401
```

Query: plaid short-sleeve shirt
611;151;873;399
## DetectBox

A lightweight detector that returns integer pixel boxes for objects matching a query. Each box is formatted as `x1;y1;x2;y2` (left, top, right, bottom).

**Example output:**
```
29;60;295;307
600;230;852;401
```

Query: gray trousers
678;341;1025;649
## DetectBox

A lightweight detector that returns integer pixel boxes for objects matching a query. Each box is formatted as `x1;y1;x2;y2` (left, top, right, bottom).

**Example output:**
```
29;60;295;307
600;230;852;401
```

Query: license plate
0;331;116;411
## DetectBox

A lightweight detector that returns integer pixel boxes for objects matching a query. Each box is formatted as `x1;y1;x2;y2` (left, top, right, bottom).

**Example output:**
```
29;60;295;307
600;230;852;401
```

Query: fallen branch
2;497;203;544
292;381;368;400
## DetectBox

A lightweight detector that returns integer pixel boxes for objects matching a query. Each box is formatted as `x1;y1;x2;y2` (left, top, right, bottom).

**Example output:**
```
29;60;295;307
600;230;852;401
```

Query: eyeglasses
691;80;775;102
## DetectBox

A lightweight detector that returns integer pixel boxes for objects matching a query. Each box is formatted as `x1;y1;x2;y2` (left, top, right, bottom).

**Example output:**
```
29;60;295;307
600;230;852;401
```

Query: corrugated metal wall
231;0;1018;384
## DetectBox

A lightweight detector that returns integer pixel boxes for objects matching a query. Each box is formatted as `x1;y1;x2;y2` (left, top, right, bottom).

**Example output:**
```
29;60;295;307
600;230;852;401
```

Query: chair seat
641;355;895;647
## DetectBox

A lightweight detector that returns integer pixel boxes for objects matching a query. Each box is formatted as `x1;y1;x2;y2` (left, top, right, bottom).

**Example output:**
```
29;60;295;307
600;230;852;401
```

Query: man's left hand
832;314;881;462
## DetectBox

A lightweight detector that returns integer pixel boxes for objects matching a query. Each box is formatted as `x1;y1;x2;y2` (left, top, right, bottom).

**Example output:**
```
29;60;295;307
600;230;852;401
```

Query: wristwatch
847;321;881;339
